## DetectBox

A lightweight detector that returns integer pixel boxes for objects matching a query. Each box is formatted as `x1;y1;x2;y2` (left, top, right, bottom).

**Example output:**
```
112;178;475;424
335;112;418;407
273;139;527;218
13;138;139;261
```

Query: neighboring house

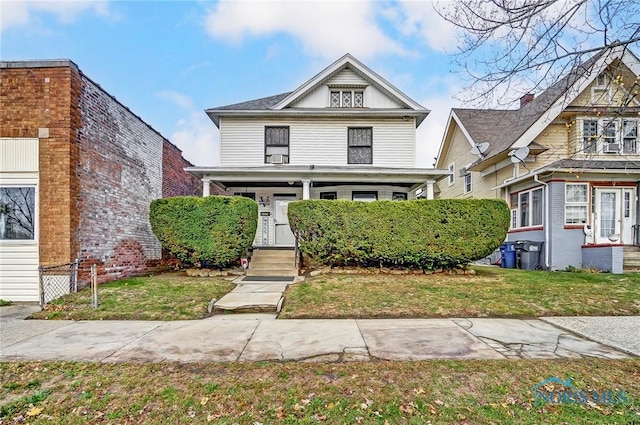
187;54;448;247
436;46;640;273
0;59;200;302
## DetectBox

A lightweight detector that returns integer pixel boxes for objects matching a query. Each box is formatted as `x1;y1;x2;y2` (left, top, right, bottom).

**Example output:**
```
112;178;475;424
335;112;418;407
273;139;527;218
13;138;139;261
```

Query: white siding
0;138;38;172
0;243;40;302
291;84;403;109
326;68;367;86
0;138;39;302
292;86;329;108
220;118;415;167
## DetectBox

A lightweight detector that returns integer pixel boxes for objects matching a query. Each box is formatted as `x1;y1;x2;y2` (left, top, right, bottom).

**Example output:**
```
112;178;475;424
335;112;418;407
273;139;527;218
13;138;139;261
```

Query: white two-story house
187;54;448;247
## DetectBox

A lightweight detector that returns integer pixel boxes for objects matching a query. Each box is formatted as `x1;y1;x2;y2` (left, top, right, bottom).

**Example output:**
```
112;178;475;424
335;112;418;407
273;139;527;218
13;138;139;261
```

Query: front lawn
1;360;638;424
280;267;640;319
29;273;235;321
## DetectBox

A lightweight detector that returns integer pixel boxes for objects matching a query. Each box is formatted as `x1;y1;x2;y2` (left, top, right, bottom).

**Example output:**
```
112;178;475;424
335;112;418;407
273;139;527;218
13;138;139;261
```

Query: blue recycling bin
499;242;517;268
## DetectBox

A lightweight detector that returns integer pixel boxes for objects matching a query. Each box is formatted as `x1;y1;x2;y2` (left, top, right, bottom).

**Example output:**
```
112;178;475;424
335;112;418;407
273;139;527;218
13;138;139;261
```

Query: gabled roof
206;54;429;128
438;45;640;171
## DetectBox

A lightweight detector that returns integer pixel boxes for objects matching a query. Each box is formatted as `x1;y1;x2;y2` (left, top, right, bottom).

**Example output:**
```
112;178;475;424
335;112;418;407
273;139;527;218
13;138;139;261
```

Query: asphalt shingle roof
454;48;611;164
212;92;292;111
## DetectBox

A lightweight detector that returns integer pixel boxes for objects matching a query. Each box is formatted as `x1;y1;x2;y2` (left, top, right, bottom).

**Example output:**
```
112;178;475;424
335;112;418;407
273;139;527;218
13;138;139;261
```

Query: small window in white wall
448;163;455;186
0;187;35;240
565;183;588;224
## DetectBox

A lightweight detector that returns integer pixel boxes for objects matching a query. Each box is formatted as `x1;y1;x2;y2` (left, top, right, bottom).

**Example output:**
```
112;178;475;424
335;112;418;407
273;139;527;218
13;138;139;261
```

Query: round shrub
150;196;257;268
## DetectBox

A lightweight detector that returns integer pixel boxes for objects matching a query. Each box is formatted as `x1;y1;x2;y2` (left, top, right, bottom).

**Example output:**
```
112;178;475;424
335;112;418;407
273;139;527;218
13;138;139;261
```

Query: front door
274;195;296;246
594;188;635;244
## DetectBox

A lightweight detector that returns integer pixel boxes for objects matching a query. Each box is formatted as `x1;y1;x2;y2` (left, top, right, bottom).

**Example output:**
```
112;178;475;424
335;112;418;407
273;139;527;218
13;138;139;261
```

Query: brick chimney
520;93;534;108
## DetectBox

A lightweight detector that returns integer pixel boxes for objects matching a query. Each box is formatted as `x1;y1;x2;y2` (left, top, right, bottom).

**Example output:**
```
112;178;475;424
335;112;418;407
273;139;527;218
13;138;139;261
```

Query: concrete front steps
246;248;298;277
623;246;640;272
212;248;300;314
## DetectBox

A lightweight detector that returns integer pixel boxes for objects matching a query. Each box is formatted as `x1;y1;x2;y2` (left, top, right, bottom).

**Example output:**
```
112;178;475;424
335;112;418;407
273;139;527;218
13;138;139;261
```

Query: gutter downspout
534;174;550;269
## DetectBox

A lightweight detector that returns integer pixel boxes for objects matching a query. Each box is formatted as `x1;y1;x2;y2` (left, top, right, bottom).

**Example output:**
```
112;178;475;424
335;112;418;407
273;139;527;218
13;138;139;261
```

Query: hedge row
150;196;257;268
288;199;510;270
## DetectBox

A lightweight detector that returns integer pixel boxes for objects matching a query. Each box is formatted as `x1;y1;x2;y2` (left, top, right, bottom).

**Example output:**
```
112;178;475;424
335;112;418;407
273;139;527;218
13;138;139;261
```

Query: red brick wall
162;140;202;197
75;72;164;282
0;63;80;266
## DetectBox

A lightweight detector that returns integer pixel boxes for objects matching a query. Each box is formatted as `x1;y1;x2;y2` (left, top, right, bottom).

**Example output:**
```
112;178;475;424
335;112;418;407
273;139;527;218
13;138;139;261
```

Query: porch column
302;179;311;200
202;178;211;197
425;180;435;200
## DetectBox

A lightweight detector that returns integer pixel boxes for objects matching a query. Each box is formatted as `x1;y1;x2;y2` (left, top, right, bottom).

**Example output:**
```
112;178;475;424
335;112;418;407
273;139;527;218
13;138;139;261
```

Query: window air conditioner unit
269;154;284;164
604;143;620;154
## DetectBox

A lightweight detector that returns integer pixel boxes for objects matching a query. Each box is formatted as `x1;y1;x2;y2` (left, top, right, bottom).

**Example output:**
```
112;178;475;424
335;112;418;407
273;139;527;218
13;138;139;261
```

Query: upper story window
331;89;364;108
581;118;639;155
510;187;543;230
0;187;35;240
348;127;372;164
265;126;289;164
565;183;588;225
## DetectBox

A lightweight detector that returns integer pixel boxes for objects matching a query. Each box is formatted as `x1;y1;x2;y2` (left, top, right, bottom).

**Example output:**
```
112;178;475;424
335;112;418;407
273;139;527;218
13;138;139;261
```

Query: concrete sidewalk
1;306;635;363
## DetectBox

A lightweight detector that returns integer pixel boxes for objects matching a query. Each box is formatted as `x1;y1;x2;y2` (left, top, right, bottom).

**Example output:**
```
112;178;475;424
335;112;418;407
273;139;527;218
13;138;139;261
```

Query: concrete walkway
1;306;636;363
212;276;303;313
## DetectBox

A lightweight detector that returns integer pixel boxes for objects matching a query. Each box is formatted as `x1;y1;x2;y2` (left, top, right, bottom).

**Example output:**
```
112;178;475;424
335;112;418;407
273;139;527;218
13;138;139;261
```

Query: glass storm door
274;196;296;246
595;188;635;244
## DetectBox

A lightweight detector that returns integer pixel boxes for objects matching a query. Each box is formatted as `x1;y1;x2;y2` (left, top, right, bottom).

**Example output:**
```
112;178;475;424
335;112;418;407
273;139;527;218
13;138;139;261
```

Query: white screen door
274;196;296;246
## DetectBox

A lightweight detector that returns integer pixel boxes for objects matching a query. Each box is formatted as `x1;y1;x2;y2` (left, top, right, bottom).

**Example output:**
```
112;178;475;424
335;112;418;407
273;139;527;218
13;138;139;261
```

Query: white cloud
156;90;194;110
170;111;220;166
203;0;409;59
392;0;459;53
0;0;111;32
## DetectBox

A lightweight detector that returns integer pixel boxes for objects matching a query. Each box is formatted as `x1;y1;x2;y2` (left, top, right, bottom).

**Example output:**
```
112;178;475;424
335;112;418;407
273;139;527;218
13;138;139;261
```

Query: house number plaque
262;217;269;245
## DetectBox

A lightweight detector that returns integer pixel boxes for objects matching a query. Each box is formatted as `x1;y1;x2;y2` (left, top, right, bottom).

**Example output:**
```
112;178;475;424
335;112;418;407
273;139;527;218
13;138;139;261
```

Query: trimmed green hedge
150;196;257;268
288;199;510;270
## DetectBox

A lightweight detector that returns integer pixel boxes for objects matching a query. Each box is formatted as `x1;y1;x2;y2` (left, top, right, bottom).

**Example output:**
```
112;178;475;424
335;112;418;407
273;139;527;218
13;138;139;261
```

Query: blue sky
1;0;466;167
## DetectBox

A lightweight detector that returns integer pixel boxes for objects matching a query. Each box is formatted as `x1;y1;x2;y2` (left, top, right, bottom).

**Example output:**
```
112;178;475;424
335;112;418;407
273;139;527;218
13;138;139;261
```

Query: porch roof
185;165;450;190
493;159;640;190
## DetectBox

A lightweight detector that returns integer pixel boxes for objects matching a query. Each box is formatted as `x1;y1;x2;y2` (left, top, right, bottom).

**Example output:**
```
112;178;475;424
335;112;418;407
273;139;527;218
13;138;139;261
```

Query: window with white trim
448;163;455;186
463;171;472;193
623;120;638;154
581;118;640;155
330;89;364;108
565;183;588;224
510;187;543;229
0;187;35;240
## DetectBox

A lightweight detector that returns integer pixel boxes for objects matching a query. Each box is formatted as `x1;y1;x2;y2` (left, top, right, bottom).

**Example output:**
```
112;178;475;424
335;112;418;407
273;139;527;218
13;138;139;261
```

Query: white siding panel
365;86;404;109
221;118;415;167
0;243;40;302
0;138;39;172
326;69;368;86
291;86;328;108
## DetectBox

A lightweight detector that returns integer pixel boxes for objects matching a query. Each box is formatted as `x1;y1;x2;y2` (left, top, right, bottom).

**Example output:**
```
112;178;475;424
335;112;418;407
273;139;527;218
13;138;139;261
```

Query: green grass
0;299;12;307
29;273;235;320
280;266;640;319
1;360;638;424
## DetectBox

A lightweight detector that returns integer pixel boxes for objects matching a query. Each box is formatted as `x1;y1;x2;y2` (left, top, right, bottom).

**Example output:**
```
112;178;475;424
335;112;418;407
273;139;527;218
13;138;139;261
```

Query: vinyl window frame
564;183;588;225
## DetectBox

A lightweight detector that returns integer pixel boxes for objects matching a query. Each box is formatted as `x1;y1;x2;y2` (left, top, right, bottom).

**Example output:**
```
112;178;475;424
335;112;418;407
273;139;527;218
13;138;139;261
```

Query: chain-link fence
39;261;79;306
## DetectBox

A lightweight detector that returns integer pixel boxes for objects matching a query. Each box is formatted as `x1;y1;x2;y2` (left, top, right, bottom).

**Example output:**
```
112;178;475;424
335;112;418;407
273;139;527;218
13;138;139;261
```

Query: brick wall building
0;59;201;301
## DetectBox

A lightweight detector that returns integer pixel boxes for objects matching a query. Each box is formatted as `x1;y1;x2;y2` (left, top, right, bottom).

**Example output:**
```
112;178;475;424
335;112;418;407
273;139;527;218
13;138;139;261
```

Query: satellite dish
470;142;489;156
509;146;530;163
